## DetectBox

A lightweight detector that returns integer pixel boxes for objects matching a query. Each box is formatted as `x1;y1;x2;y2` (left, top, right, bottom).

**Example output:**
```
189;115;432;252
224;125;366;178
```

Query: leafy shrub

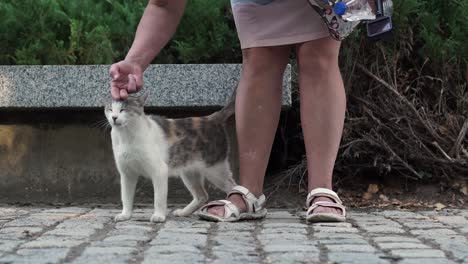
0;0;239;65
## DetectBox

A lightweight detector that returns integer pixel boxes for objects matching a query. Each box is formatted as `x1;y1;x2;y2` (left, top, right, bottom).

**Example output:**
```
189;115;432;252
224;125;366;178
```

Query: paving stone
325;244;377;252
146;245;200;254
349;216;388;222
91;240;139;247
216;223;256;231
263;223;307;229
3;218;58;227
318;238;369;245
313;227;360;233
215;237;256;245
114;223;153;232
411;229;458;237
87;209;121;218
390;249;447;258
41;207;89;214
0;208;29;220
28;213;76;221
159;227;208;234
265;252;320;263
327;252;390;264
263;244;319;253
313;233;363;239
209;254;259;264
311;222;353;228
72;254;131;264
435;240;468;260
55;221;105;230
103;234;151;242
81;246;137;255
263;239;318;248
151;233;207;247
258;233;308;241
361;226;406;234
266;211;298;219
163;221;210;229
379;211;428;219
376;242;430;250
372;237;421;243
260;227;308;234
400;221;447;229
143;252;204;264
0;248;69;264
20;239;84;248
0;227;43;240
0;241;21;252
43;228;97;237
398;259;458;264
434;216;468;227
212;244;257;253
356;221;403;227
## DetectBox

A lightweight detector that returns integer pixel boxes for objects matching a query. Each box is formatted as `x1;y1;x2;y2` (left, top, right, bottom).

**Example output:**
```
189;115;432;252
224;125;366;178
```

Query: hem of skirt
240;32;332;49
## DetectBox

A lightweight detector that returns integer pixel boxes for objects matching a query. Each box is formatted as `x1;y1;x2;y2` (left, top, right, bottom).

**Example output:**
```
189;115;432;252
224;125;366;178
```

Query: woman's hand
109;60;143;100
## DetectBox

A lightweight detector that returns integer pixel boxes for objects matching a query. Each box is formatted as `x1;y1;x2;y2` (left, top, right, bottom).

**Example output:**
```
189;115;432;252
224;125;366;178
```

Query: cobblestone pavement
0;206;467;264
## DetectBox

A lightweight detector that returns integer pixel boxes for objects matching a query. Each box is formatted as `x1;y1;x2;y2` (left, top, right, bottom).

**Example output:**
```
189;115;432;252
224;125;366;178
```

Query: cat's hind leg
173;172;208;217
204;160;236;194
115;170;138;222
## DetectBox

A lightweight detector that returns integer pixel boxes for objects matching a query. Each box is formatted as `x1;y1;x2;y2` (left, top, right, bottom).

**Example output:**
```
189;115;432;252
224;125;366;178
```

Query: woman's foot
309;196;342;215
306;188;346;223
205;195;341;218
197;186;267;222
207;194;247;217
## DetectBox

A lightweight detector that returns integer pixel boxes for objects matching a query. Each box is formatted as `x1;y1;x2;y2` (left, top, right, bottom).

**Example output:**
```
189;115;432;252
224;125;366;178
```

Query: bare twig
406;120;437;159
450;119;468;158
432;141;454;161
356;63;445;144
376;133;422;179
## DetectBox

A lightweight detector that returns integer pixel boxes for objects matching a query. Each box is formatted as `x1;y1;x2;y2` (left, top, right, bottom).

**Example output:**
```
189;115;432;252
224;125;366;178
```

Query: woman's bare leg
296;37;346;215
208;45;290;216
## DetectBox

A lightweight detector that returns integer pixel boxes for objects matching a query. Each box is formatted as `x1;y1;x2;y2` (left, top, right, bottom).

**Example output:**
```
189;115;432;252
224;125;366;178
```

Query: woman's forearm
125;0;187;70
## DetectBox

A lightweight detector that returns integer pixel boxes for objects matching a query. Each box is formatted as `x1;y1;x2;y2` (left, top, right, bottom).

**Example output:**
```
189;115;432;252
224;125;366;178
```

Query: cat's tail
213;87;236;121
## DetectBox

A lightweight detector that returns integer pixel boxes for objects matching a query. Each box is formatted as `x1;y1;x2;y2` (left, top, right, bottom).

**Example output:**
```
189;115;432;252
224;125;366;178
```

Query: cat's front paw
173;209;191;217
150;213;166;223
114;213;131;222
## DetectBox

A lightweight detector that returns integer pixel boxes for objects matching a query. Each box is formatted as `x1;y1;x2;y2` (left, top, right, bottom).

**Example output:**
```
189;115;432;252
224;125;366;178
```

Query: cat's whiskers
92;119;112;132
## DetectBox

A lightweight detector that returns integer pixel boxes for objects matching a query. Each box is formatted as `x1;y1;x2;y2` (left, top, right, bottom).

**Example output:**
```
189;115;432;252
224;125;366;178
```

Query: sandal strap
199;199;240;219
228;185;266;213
306;201;346;217
306;187;343;208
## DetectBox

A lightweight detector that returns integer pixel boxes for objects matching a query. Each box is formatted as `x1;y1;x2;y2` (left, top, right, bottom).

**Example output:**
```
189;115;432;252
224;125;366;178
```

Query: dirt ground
264;173;468;212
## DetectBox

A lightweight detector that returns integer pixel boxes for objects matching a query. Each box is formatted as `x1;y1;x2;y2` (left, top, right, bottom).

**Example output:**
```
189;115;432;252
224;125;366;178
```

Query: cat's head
104;93;148;127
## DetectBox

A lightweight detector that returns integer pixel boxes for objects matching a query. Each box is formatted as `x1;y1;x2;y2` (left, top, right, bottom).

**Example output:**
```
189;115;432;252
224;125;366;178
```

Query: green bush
0;0;239;65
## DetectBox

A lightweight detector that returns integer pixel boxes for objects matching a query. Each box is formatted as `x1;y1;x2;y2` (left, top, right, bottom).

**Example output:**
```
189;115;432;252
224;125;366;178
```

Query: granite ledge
0;64;292;110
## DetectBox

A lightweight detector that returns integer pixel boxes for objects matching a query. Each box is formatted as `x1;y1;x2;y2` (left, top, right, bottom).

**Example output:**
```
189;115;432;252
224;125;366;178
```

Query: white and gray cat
104;93;236;222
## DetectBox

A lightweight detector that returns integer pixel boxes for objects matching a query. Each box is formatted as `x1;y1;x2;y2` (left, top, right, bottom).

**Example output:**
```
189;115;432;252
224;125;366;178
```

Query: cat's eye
120;109;125;113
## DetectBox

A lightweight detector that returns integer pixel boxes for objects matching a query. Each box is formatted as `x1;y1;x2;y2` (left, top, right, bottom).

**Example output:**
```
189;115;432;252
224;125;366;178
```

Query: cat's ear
138;92;149;105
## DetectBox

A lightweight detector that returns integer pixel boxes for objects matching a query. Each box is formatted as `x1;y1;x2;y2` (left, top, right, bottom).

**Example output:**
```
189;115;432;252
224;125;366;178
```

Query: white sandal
196;185;267;222
306;188;346;223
